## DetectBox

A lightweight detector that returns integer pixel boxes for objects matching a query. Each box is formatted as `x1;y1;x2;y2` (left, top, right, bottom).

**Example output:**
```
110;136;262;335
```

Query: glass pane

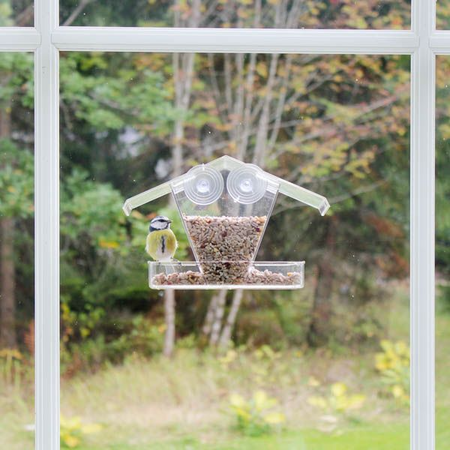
436;56;450;449
60;51;410;449
0;1;33;26
60;0;410;29
437;1;450;29
0;52;34;448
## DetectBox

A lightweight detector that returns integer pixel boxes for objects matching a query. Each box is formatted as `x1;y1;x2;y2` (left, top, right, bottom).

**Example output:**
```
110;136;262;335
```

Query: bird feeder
122;156;329;290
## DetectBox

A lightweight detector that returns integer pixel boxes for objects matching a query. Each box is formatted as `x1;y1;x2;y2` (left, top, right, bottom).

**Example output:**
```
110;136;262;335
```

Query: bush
229;390;285;436
61;315;164;374
308;382;366;415
375;339;410;405
60;415;101;448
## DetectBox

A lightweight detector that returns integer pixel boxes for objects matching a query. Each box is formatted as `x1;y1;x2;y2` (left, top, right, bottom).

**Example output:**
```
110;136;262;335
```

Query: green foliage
0;53;33;105
61;314;164;373
60;53;175;134
0;139;33;218
436;58;450;309
60;415;102;448
61;168;127;253
308;382;366;415
112;315;165;359
236;309;287;350
229;390;286;436
375;339;410;405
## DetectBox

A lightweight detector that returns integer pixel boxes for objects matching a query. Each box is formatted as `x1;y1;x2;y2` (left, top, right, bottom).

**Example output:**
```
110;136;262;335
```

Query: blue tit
145;215;178;262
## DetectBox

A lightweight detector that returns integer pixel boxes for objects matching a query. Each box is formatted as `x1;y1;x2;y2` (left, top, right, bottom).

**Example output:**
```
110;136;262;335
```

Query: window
436;55;450;450
437;1;450;29
0;0;441;449
59;52;411;446
59;0;411;29
0;52;34;447
0;1;33;26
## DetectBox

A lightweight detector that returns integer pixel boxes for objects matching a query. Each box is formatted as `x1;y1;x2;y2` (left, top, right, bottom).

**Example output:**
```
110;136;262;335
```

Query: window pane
60;0;410;29
0;1;33;26
0;52;34;448
437;1;450;29
436;56;450;450
60;51;410;449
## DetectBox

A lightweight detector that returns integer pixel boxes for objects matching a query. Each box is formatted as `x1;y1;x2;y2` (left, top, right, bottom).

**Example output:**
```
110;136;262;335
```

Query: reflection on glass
58;51;410;449
60;0;410;29
436;56;450;450
0;53;34;448
0;1;33;26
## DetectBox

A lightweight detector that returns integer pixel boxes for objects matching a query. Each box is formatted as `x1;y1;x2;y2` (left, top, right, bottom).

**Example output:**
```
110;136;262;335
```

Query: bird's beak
167;219;172;223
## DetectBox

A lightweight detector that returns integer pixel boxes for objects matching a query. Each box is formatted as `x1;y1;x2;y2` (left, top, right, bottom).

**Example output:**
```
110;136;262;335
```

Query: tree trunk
209;290;227;346
219;289;243;348
0;104;16;350
202;292;220;336
0;217;17;349
306;218;336;347
163;289;176;357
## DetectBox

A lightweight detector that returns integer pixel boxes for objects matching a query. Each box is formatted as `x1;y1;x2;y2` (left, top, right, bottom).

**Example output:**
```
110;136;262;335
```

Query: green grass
61;425;410;450
2;286;450;449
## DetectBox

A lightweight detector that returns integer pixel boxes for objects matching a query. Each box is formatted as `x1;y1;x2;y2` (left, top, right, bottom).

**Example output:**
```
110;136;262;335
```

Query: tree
0;140;33;348
0;52;33;349
436;57;450;304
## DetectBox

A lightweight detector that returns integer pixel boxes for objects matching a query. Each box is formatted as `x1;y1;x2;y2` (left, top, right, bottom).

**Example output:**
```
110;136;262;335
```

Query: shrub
375;339;410;405
60;415;101;448
308;382;366;415
229;390;285;436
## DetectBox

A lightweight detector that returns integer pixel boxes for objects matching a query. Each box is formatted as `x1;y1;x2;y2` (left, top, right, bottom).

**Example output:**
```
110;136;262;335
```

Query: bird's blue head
149;215;172;232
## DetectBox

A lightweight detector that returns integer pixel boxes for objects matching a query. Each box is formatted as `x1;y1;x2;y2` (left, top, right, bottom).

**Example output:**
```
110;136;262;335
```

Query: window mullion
0;28;40;51
51;27;419;54
34;0;60;449
410;0;436;449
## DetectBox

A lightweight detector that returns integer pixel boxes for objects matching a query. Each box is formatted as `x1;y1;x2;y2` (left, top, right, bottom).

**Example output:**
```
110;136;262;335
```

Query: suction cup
227;164;268;205
184;165;224;205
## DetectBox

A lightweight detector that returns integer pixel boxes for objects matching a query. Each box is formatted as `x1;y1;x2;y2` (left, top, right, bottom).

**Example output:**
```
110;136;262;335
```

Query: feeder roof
123;155;330;216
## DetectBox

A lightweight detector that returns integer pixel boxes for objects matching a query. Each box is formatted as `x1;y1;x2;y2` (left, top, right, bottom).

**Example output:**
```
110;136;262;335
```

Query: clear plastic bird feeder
123;156;329;290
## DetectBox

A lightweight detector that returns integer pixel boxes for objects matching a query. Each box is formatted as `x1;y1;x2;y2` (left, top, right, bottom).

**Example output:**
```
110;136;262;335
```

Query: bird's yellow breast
146;229;178;261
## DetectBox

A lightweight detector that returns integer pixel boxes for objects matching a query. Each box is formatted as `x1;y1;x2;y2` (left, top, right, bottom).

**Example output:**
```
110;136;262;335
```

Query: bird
145;215;178;262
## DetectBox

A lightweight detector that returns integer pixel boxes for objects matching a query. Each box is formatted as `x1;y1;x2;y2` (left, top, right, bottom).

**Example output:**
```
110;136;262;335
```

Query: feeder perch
122;156;329;290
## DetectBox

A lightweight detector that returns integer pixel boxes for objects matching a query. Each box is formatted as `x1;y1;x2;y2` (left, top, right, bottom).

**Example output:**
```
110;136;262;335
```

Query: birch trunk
163;290;176;357
218;289;243;348
209;290;227;346
202;292;220;336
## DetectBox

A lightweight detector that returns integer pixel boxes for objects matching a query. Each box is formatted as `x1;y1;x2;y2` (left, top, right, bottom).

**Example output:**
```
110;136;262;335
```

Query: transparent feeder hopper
123;156;329;290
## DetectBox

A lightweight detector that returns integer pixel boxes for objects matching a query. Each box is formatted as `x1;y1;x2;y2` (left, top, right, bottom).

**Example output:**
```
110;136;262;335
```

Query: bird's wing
167;229;178;251
145;233;159;259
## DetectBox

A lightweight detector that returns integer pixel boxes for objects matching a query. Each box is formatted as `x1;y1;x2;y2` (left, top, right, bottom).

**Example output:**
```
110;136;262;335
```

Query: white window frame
1;0;445;448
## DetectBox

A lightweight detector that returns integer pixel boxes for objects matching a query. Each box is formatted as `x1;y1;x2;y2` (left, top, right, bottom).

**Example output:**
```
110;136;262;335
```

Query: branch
62;0;94;26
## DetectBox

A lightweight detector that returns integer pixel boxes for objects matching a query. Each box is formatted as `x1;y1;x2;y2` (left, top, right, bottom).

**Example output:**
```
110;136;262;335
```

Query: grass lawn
74;426;410;450
1;286;449;449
